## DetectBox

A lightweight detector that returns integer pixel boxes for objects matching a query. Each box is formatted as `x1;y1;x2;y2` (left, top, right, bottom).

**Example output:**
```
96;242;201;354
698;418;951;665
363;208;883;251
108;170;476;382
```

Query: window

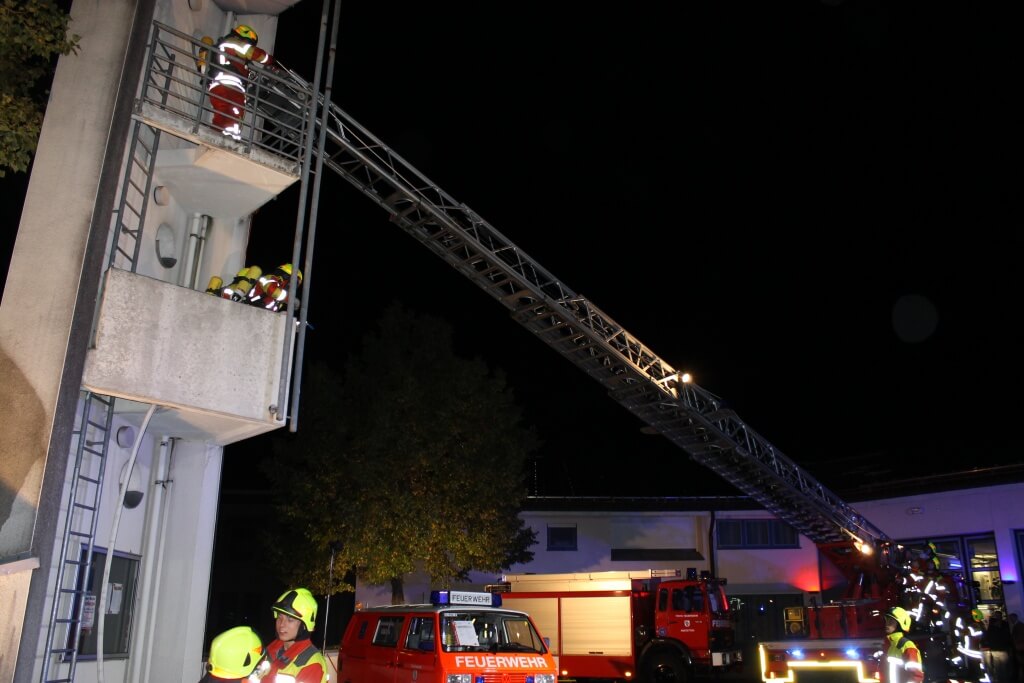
671;586;703;612
967;536;1003;604
899;534;1006;614
69;547;140;659
404;617;435;652
372;617;403;647
717;519;799;549
547;525;577;551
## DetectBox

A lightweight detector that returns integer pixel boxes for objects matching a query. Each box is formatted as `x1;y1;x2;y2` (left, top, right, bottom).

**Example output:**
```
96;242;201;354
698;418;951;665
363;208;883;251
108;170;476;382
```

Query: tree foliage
0;0;79;177
262;302;540;603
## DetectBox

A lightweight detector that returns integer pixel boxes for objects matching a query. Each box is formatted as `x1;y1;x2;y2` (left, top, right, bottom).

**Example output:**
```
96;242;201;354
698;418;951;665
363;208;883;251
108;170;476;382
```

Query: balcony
82;268;293;445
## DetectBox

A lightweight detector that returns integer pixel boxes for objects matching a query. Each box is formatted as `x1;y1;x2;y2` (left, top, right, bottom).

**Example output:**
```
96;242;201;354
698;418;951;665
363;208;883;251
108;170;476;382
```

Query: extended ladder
278;68;888;548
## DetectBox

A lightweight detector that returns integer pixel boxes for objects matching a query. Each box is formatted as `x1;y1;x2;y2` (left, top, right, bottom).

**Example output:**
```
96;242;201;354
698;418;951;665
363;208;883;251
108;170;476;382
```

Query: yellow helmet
233;24;258;43
272;588;318;632
885;606;912;632
277;263;303;284
208;626;263;678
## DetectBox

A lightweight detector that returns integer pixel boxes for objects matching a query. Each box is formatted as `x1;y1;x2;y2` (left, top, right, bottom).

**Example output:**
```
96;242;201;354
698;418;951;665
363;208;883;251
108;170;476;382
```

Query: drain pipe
97;403;157;683
179;213;210;289
709;509;717;579
127;435;174;682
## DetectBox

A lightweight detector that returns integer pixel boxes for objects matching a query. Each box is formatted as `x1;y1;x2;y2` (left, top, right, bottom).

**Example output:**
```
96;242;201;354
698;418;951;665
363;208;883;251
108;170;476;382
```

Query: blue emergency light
431;590;502;608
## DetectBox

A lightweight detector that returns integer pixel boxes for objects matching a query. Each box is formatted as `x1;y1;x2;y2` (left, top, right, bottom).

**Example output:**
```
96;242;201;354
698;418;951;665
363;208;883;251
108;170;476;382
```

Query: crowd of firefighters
884;542;1024;683
207;263;302;313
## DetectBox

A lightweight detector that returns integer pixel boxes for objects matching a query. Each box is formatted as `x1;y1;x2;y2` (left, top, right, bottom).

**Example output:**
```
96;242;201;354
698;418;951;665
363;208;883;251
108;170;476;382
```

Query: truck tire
640;649;688;683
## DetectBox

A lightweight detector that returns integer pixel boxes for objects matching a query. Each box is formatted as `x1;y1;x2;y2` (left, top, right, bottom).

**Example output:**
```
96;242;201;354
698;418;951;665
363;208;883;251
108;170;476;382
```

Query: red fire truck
296;59;986;683
490;569;742;683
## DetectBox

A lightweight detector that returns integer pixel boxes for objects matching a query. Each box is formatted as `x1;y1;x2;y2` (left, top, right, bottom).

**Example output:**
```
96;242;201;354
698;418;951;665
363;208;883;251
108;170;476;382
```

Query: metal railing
138;22;315;164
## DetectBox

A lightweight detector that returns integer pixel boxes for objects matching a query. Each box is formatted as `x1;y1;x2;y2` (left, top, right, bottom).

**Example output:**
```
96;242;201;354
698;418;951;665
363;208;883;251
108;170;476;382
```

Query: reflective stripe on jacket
209;38;269;92
885;632;924;683
263;638;328;683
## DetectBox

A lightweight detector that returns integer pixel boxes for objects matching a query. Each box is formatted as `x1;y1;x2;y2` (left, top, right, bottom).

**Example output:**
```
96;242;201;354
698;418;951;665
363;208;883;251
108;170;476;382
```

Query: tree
262;301;539;603
0;0;79;177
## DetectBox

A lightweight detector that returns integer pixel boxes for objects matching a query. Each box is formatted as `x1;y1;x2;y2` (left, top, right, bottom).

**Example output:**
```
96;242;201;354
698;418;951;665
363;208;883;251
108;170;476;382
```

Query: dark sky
244;0;1018;498
3;1;1018;500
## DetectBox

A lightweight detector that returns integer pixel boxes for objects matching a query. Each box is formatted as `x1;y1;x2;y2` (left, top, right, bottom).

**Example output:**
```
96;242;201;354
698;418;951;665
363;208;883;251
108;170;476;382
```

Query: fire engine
286;75;985;681
270;57;984;683
488;569;742;683
245;49;986;683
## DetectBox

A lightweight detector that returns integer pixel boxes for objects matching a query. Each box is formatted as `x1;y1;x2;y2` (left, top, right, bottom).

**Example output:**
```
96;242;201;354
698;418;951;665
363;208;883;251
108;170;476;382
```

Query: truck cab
645;574;739;668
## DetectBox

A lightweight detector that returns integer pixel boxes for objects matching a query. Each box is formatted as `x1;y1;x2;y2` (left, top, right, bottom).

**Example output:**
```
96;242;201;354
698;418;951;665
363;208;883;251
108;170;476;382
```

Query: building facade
358;480;1024;659
0;1;309;681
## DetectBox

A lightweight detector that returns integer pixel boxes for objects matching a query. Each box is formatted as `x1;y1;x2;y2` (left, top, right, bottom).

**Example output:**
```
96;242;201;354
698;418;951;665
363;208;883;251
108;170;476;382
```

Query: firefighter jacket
248;272;292;312
262;638;328;683
885;631;925;683
210;35;270;93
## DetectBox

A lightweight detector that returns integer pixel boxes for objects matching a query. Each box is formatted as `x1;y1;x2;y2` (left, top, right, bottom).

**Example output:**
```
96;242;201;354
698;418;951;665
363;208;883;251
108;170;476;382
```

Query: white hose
96;403;156;683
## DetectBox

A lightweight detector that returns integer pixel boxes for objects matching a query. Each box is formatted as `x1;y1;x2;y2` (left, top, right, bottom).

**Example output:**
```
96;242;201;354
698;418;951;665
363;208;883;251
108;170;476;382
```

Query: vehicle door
395;616;437;683
657;584;710;653
368;615;405;683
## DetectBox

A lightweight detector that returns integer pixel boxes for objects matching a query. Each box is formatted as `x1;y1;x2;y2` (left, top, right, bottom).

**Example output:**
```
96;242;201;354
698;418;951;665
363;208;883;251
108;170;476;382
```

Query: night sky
237;0;1018;498
2;1;1018;500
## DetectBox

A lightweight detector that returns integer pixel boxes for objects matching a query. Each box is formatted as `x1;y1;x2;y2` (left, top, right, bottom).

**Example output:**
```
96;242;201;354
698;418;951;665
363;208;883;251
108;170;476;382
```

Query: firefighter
221;265;262;302
206;24;274;140
200;625;267;682
884;606;925;683
262;588;328;683
248;263;302;312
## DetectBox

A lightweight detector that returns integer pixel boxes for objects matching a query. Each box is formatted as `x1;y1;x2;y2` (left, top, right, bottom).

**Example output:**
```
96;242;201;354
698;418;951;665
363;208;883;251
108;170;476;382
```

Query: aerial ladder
126;17;979;683
134;20;886;551
282;65;983;683
267;64;887;551
244;0;1004;659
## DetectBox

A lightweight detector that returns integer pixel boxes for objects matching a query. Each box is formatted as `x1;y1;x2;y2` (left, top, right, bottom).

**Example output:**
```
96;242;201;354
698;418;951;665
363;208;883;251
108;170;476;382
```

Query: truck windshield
441;611;547;654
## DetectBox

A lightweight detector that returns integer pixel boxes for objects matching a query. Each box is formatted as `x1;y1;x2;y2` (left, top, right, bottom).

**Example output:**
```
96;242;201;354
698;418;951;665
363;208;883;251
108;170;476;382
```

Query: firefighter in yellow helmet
200;625;267;682
262;588;328;682
207;24;274;140
883;606;924;683
248;263;302;312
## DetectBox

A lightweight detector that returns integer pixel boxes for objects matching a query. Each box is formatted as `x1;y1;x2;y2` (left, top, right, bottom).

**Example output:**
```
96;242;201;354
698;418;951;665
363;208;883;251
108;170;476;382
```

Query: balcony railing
138;21;316;163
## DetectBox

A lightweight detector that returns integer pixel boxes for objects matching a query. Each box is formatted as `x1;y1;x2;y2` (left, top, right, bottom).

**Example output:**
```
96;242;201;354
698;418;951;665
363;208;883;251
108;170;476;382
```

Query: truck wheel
641;650;688;683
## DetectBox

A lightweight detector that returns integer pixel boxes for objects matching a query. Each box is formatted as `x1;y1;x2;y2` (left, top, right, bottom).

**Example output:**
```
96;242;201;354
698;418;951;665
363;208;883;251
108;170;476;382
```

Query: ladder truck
240;49;983;683
279;70;983;682
125;23;982;683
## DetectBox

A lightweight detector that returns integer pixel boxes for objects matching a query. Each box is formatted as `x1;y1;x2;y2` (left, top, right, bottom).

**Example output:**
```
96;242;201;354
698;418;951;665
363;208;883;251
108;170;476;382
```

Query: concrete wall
0;2;151;680
1;0;292;679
